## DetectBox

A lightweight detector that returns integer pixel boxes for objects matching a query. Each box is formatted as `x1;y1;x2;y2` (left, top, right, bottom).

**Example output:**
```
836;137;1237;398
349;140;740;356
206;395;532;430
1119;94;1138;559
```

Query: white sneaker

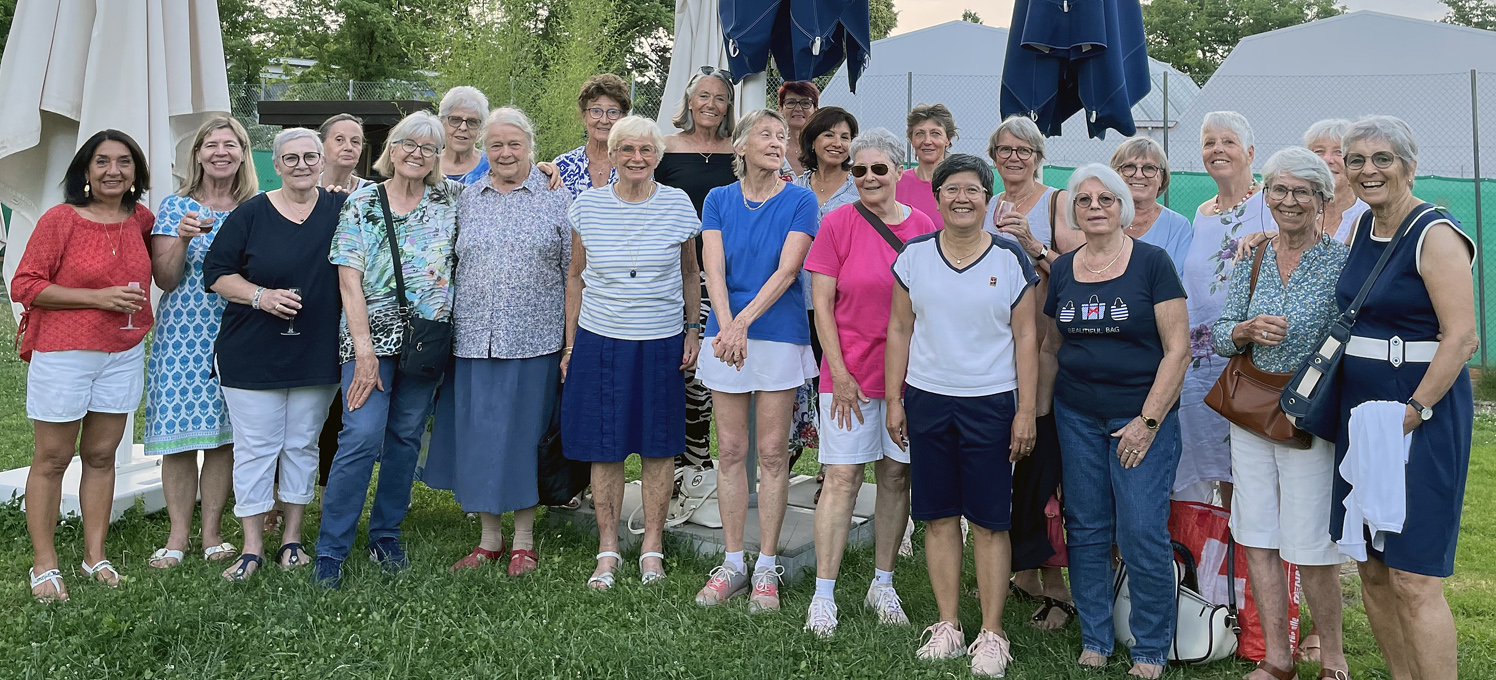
804;597;838;638
864;581;910;625
900;518;915;557
916;621;966;661
968;629;1014;677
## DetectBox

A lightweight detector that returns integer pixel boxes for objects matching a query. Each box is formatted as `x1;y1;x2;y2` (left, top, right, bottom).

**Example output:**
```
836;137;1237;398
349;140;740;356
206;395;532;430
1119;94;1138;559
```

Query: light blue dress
144;195;234;455
446;154;491;185
1137;206;1194;278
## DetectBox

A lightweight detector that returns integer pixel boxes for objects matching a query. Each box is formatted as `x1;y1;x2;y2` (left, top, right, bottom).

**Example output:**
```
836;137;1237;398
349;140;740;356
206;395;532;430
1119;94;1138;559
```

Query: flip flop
29;568;67;602
80;559;121;587
1297;633;1322;663
224;554;263;582
203;542;239;562
275;543;310;570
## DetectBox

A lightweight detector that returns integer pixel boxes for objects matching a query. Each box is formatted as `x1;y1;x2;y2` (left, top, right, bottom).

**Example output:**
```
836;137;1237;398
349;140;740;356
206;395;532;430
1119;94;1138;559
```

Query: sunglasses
1345;151;1397;171
445;115;482;130
850;163;891;178
699;65;733;80
1073;192;1119;209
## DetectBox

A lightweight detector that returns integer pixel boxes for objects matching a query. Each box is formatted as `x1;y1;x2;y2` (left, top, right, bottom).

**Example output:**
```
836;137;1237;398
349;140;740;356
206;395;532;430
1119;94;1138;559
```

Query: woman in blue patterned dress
551;74;628;197
145;117;259;569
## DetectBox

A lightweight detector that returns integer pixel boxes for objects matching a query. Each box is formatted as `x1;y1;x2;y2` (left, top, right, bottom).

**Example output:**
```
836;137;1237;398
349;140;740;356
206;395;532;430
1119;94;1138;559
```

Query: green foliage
532;0;623;159
219;0;275;84
1443;0;1496;30
0;0;15;61
961;9;983;24
271;0;468;82
1142;0;1343;83
870;0;899;40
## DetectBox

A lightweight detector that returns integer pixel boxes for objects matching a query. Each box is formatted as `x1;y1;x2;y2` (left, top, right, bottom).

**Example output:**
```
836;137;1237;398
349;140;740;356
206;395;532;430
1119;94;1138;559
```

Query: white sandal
203;542;238;561
587;551;622;590
80;558;121;587
149;548;185;569
639;551;667;585
29;568;67;602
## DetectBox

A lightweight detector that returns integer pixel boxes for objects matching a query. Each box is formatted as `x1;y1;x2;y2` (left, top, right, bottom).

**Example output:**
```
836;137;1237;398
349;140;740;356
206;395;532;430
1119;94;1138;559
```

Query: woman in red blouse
12;130;154;601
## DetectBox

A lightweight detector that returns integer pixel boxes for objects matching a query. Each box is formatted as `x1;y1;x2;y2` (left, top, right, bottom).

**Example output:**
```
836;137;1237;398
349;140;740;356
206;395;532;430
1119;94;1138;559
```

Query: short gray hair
1201;110;1254;149
731;109;788;178
849;127;904;168
608;115;667;154
481;107;536;163
1109;136;1171;196
272;127;323;161
374;111;446;186
439;85;490;119
1342;115;1419;170
1262;147;1335;203
1065;163;1135;229
1302;118;1352;148
671;68;736;139
988;115;1046;179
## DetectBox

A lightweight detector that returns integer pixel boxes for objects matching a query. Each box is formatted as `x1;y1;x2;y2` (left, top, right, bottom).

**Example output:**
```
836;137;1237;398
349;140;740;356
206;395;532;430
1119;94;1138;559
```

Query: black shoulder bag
854;201;906;253
376;185;453;378
1280;203;1438;440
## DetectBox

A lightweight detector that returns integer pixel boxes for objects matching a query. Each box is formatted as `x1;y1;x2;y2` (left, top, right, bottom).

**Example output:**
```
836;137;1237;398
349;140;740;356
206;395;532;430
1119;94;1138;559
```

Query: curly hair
577;73;632;116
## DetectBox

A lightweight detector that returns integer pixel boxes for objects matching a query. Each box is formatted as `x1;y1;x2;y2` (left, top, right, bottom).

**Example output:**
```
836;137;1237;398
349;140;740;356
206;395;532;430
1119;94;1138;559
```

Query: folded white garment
1338;400;1413;562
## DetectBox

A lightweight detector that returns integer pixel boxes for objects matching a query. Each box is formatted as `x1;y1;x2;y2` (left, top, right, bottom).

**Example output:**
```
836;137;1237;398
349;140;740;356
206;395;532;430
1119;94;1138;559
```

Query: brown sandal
1252;660;1298;680
1319;670;1350;680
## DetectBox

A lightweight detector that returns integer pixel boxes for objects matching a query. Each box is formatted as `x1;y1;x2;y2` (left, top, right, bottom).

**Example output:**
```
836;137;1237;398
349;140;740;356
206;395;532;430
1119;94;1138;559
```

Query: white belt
1345;335;1437;367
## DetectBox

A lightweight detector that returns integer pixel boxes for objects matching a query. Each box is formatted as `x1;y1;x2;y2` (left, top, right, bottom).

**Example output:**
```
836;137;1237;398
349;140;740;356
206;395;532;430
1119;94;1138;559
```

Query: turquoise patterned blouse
1211;234;1349;373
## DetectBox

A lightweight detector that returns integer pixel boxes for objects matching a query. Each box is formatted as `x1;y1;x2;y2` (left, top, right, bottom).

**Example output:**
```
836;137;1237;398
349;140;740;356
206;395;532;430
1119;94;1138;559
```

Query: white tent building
1170;11;1496;177
817;21;1200;169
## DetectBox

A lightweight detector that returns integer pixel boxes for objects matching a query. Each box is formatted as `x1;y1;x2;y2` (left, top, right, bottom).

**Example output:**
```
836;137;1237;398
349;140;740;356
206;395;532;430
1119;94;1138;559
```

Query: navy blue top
701;182;820;345
1045;239;1186;419
203;189;348;389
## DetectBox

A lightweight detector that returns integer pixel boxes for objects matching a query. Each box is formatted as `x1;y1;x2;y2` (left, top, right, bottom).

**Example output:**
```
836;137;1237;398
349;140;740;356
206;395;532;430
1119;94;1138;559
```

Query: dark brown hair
800;107;859;173
63;129;150;209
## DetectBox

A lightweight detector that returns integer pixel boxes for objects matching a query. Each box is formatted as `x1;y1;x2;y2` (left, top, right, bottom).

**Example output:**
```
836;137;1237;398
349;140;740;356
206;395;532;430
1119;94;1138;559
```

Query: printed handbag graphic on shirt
1058;301;1076;322
1111;297;1130;321
1082;295;1106;320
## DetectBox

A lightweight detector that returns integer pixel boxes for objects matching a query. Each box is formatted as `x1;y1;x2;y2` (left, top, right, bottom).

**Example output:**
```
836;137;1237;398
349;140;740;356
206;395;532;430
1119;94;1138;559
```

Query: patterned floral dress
144;195;235;455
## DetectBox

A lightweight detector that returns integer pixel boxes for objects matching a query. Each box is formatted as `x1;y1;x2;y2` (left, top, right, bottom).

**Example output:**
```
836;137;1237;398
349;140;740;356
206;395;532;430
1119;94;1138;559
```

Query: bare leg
1358;558;1413;680
925;516;963;623
712;391;752;553
278;502;307;563
753;388;797;559
27;419;81;597
158;451;200;561
813;463;865;580
1013;569;1043;597
971;525;1012;634
1241;546;1293;678
226;513;267;580
1388;567;1458;680
640;457;673;575
1299;564;1348;674
1033;566;1075;630
78;412;128;582
589;461;625;584
1219;481;1234;511
198;444;235;550
872;458;910;573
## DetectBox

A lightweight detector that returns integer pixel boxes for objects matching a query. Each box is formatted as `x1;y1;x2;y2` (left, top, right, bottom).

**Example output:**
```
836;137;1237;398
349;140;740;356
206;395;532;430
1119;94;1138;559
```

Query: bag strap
1342;204;1434;326
1048;187;1060;249
376;184;412;319
1225;537;1241;633
854;201;905;254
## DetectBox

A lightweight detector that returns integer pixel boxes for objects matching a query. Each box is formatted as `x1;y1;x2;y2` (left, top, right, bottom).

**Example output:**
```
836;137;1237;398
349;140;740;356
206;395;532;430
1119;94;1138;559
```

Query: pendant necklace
614;183;659;277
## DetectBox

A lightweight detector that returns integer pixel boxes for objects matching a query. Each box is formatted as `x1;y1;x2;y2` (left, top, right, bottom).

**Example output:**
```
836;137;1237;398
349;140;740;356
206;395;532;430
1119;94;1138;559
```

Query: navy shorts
904;386;1016;531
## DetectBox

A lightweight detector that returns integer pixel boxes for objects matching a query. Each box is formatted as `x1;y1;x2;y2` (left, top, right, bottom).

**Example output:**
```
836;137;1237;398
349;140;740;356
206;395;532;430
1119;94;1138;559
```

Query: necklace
1083;240;1128;274
1002;184;1041;210
942;232;986;266
614;182;659;277
277;189;317;223
742;181;784;211
698;152;714;164
1211;181;1261;218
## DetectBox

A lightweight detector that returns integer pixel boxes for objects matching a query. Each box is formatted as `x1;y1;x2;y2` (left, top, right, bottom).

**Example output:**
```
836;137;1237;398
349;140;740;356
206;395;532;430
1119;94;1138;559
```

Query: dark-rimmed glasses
1118;163;1161;179
395;139;439;158
280;152;322;167
992;145;1035;161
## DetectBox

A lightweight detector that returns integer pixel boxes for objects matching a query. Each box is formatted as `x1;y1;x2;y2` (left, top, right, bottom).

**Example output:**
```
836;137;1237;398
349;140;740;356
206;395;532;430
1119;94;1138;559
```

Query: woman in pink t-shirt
800;129;938;638
894;104;957;230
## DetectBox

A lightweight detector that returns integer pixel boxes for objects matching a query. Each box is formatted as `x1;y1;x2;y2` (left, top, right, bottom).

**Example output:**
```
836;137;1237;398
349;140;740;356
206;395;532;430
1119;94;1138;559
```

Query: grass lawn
1;311;1493;679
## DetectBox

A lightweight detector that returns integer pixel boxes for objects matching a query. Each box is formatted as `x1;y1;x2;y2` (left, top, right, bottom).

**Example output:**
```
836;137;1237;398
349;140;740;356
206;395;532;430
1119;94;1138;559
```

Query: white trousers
221;384;339;518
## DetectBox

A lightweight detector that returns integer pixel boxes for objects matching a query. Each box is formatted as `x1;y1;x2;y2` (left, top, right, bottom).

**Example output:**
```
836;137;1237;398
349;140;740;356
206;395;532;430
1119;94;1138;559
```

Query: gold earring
83;183;90;197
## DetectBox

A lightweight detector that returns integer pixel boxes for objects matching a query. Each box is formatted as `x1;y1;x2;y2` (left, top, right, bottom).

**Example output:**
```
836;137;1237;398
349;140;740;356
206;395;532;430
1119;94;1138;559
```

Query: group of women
13;69;1474;680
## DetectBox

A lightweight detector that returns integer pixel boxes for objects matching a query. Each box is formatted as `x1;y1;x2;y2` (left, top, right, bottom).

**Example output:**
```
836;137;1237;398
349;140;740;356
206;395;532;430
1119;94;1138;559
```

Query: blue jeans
1053;399;1181;667
316;356;441;562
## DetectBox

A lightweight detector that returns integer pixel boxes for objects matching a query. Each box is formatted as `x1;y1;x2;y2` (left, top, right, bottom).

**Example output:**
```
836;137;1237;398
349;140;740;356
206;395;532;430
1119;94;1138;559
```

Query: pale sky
892;0;1450;35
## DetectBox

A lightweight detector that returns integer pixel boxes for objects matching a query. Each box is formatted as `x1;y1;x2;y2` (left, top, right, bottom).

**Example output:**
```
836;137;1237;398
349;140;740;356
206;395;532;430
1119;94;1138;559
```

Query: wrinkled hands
1111;417;1157;469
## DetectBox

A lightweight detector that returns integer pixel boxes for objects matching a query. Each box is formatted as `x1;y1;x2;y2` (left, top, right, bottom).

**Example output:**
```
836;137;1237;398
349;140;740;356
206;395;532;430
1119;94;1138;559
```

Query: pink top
894;169;943;230
803;202;939;398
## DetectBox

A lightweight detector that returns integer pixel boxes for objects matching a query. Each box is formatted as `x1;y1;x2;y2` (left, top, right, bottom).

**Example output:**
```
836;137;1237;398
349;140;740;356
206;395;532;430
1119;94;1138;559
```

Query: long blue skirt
561;328;685;463
422;354;560;515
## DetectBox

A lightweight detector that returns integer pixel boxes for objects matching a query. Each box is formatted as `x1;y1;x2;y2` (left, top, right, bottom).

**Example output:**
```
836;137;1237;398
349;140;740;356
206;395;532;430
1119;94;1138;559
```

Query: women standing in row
552;74;628;197
15;131;154;600
317;112;459;589
426;108;573;576
203;128;347;582
694;109;819;612
802;129;933;638
562;117;702;589
439;86;491;185
145;117;258;569
895;104;956;230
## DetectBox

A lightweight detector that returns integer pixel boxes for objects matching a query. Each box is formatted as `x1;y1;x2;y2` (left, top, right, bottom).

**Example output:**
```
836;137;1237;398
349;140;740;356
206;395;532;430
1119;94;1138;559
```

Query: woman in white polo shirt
885;153;1040;678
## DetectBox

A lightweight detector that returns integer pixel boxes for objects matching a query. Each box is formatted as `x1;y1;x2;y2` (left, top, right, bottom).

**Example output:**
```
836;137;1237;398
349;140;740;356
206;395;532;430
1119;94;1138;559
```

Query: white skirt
697;337;818;394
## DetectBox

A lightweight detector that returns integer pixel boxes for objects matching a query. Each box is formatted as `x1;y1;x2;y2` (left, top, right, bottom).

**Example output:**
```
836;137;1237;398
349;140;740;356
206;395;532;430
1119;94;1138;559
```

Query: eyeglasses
445;115;482;130
782;98;815;110
586;107;624;121
699;65;733;80
1345;151;1397;171
279;152;323;167
939;184;988;199
615;144;658;158
1118;162;1161;179
1073;192;1119;209
992;145;1035;161
850;163;891;178
395;139;440;158
1267;184;1318;204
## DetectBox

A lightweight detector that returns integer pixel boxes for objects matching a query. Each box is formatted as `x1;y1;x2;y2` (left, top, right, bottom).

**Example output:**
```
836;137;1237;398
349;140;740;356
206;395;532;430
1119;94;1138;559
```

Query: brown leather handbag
1204;245;1314;450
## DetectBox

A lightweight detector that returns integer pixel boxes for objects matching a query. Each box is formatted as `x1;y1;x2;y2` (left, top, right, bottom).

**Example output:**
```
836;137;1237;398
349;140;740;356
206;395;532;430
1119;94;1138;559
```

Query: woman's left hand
537;161;564;191
713;320;749;369
681;333;701;371
1009;413;1037;462
1111;417;1158;469
1403;403;1423;435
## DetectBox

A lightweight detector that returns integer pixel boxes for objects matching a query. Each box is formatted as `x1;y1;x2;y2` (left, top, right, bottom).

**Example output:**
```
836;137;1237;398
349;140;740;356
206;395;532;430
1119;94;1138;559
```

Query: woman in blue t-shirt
1042;164;1190;678
693;109;820;613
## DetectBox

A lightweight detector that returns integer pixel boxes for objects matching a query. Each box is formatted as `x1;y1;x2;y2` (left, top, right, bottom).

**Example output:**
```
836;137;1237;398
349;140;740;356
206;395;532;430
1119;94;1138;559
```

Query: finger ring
1261;331;1268;339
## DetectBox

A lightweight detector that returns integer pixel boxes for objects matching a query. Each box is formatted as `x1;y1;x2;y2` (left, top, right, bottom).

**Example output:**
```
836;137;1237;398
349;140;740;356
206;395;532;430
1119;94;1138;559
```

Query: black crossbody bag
376;185;452;378
854;201;907;253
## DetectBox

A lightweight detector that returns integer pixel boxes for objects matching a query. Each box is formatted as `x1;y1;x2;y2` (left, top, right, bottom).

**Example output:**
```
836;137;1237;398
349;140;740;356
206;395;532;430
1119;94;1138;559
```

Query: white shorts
1227;424;1343;566
26;343;146;422
816;396;909;465
697;337;818;394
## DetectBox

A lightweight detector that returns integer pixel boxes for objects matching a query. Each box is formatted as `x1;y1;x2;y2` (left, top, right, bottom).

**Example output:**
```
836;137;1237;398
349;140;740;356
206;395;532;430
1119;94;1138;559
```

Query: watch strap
1409;397;1432;419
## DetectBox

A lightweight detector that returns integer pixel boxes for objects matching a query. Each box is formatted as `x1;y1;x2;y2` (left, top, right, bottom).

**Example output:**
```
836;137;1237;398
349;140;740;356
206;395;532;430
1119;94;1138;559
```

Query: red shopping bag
1041;495;1068;568
1168;500;1300;662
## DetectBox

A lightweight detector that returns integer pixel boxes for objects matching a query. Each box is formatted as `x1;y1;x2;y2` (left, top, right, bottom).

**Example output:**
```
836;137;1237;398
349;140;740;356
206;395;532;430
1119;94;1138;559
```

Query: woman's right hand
886;399;908;452
177;211;214;240
829;371;870;430
345;351;384;410
560;349;571;382
95;285;146;313
256;288;302;320
1234;232;1275;260
1234;314;1289;348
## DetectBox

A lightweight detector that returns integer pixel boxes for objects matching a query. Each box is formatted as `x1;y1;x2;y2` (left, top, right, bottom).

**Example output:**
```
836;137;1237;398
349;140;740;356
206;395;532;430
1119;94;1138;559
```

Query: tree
1142;0;1342;83
219;0;274;84
870;0;899;40
962;9;983;24
1442;0;1496;30
274;0;470;82
0;0;15;59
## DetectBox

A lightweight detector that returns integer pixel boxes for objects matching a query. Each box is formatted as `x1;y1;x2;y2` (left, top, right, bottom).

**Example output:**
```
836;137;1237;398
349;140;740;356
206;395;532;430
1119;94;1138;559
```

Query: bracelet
685;322;704;331
563;346;574;355
251;287;265;310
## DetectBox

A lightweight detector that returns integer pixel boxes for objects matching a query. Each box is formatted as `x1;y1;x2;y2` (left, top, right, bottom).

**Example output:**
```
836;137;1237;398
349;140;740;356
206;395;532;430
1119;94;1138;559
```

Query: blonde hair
607;115;667;154
671;69;736;139
731;109;788;178
374;111;446;186
178;117;258;204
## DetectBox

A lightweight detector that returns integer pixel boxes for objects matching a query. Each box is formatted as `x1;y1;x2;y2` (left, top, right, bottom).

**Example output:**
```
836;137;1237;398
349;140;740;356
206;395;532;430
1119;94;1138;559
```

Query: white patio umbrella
656;0;767;138
0;0;231;518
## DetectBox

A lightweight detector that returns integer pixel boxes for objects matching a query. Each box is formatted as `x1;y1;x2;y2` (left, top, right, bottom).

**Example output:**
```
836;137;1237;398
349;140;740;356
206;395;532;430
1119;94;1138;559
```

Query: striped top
569;183;702;340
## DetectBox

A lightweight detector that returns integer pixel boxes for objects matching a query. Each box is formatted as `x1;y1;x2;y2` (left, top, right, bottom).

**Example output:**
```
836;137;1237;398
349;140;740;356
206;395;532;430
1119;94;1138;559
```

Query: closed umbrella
719;0;871;91
657;0;767;137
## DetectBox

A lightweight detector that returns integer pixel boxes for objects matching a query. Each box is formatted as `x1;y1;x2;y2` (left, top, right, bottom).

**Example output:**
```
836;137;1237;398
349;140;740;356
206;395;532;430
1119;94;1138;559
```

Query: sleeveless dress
1176;191;1277;493
1330;208;1476;578
144;195;235;455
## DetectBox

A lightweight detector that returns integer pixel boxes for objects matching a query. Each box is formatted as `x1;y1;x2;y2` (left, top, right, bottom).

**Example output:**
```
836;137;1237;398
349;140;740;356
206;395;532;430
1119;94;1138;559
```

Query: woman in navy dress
1332;116;1476;680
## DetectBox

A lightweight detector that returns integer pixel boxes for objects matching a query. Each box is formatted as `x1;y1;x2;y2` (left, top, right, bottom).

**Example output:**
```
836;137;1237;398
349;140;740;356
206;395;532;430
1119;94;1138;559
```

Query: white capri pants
221;384;339;518
1227;424;1343;566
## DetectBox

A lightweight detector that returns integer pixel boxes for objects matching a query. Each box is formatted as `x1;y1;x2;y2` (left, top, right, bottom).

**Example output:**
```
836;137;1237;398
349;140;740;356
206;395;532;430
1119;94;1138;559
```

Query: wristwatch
1034;245;1049;262
685;322;704;331
1408;397;1433;421
1141;414;1160;430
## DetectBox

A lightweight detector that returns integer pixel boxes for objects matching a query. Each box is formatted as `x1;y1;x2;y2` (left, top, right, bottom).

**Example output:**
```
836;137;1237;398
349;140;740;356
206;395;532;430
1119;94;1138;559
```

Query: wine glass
121;281;141;330
281;287;302;336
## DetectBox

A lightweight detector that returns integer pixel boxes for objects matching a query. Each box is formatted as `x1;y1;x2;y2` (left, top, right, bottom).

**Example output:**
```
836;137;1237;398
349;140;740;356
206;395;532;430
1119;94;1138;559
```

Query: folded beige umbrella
656;0;767;137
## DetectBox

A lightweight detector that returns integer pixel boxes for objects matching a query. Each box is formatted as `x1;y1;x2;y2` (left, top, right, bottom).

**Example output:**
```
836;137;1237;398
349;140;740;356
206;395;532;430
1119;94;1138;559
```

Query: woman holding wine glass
203;127;348;582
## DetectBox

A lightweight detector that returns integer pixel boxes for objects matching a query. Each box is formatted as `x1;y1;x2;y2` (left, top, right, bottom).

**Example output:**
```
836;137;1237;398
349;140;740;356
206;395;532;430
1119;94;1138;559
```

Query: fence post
348;79;354;100
629;71;636;106
1473;70;1488;368
906;71;913;168
1162;70;1170;210
510;77;515;106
